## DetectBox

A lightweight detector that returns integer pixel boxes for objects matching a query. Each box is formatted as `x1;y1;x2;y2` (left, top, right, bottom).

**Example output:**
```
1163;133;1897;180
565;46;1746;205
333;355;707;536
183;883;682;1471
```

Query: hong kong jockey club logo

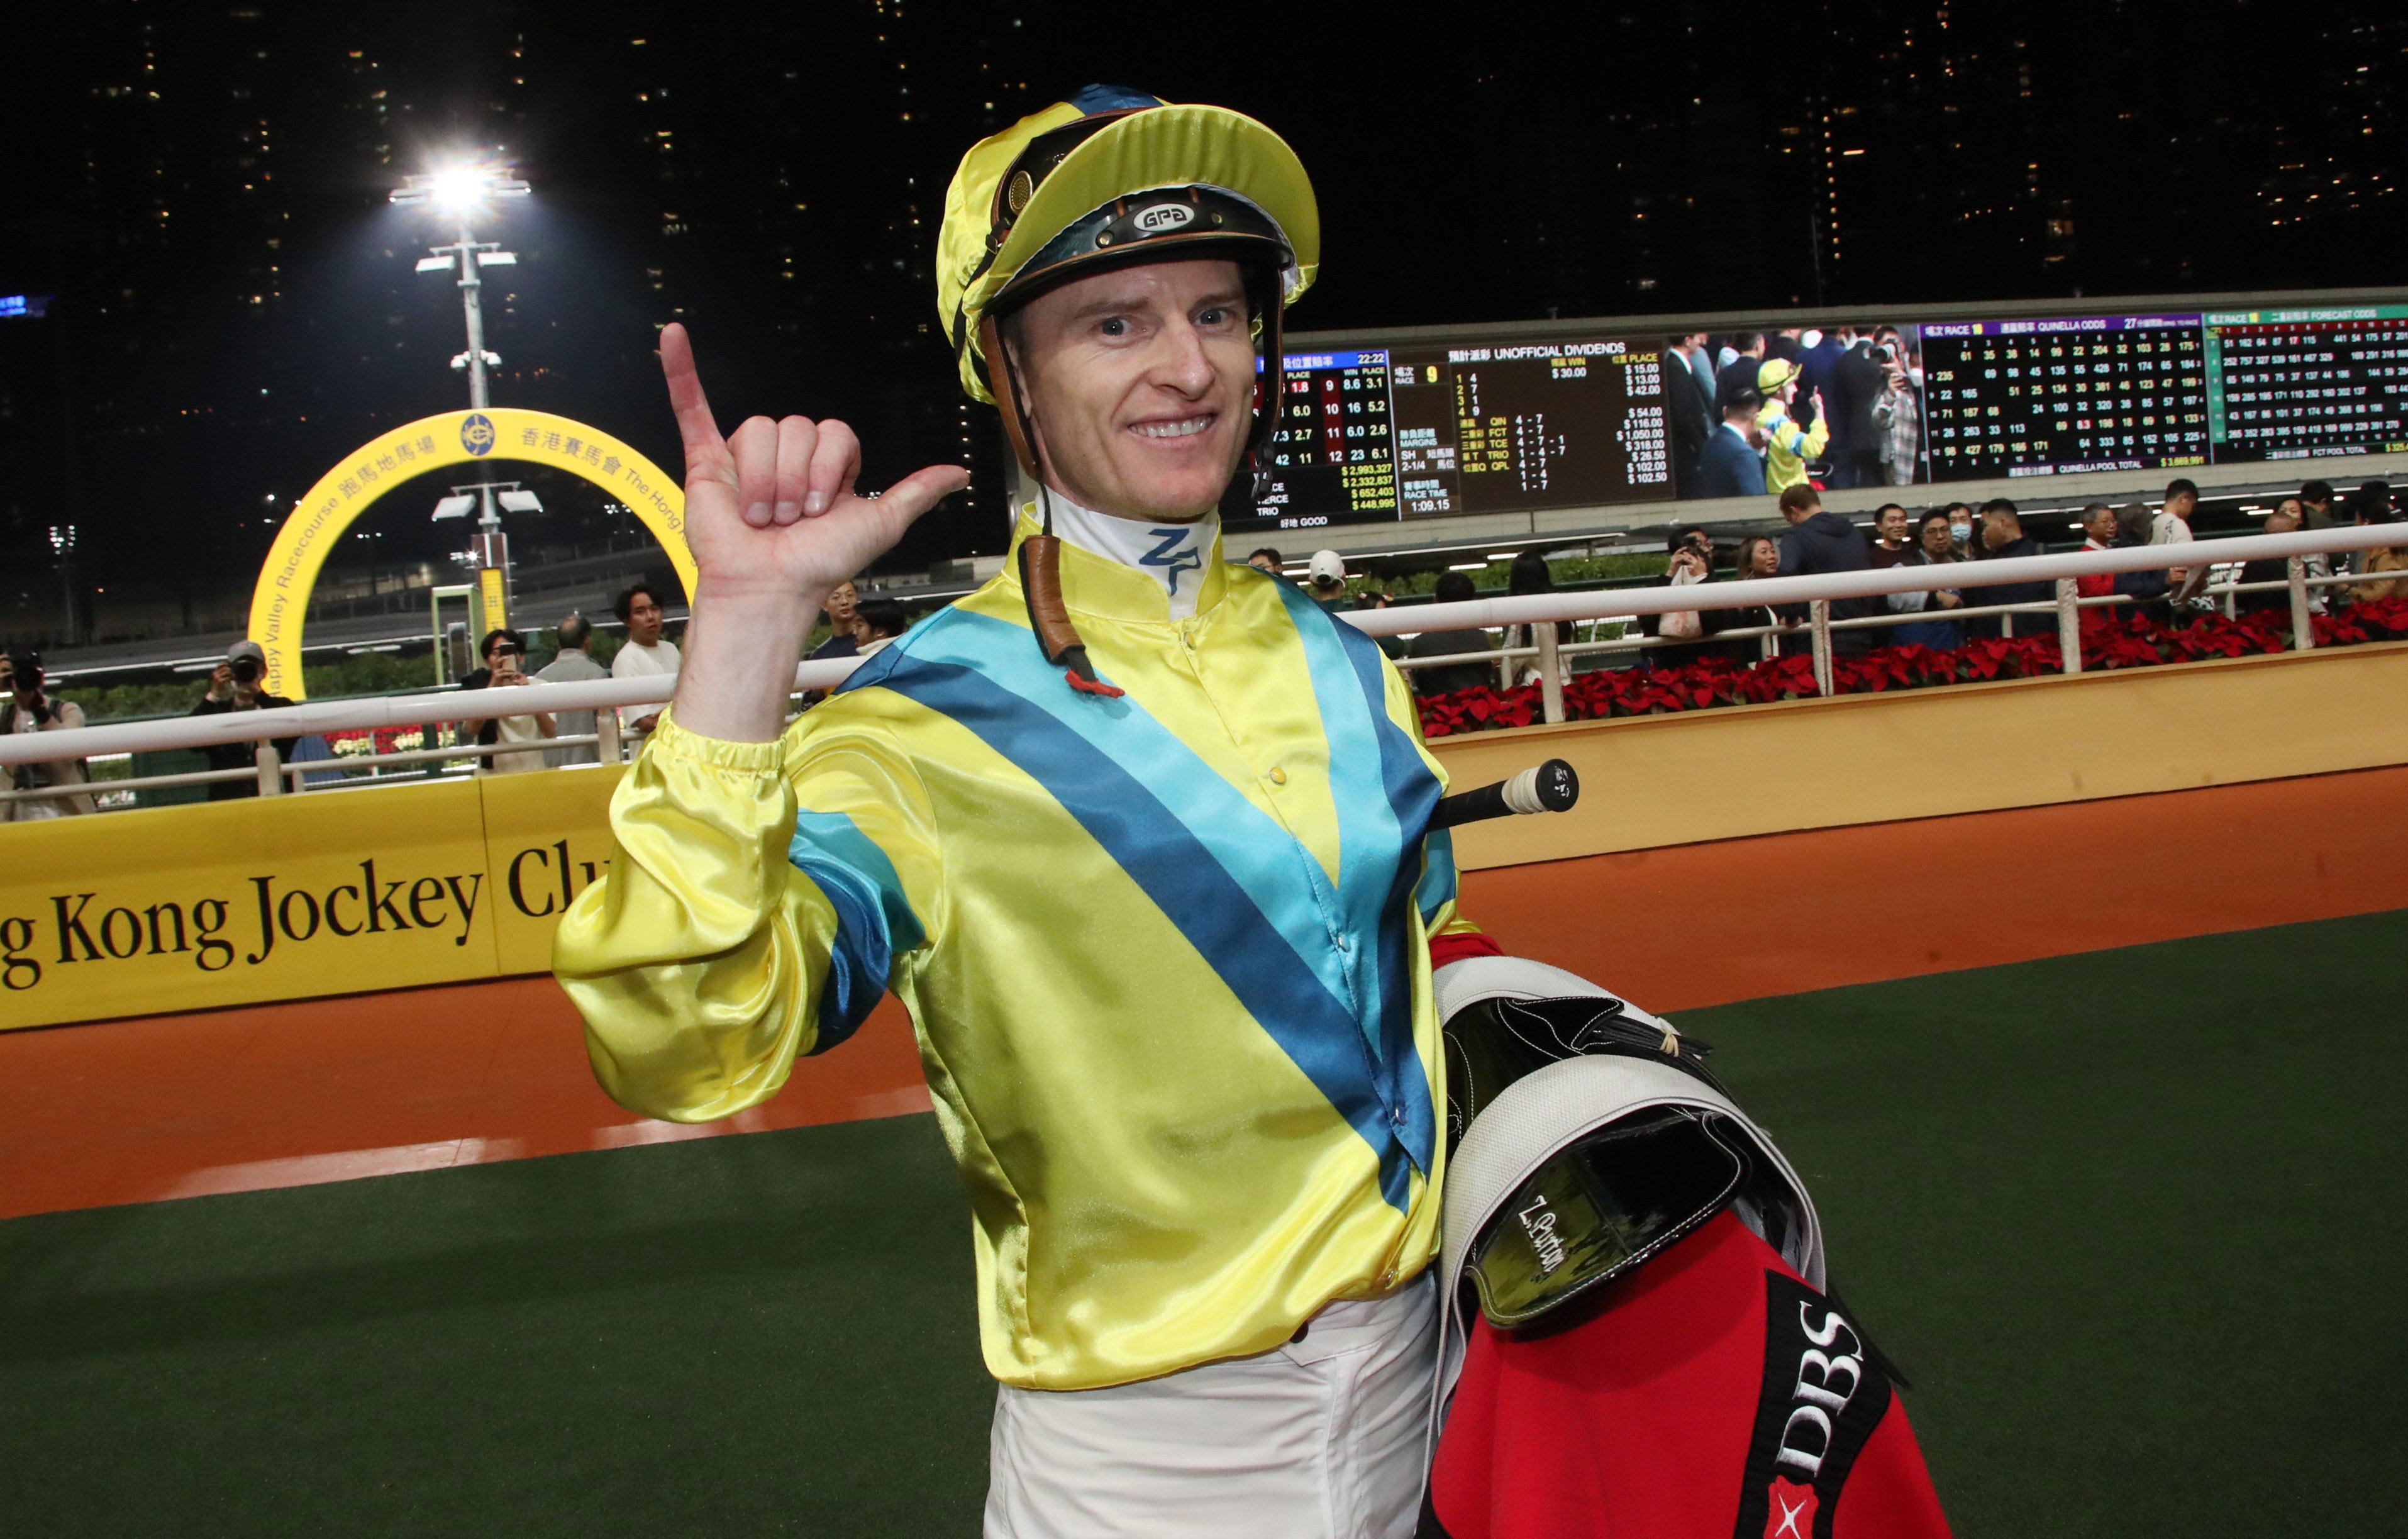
460;412;496;457
1763;1477;1818;1539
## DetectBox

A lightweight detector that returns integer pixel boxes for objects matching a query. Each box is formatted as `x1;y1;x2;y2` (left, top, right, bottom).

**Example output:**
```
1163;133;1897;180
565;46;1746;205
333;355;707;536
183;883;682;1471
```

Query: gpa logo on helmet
1132;203;1194;235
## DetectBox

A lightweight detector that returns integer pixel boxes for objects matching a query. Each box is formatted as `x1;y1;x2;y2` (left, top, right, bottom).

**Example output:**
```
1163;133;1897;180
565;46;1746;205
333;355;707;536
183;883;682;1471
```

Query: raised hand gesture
664;323;967;603
658;323;970;742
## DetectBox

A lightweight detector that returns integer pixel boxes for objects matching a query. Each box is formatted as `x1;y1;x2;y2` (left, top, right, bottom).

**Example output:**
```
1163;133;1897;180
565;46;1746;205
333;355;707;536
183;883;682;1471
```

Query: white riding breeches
983;1272;1439;1539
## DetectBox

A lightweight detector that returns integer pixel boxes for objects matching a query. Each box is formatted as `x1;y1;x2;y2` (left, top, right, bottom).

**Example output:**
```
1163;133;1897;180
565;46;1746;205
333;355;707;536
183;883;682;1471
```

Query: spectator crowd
6;475;2404;813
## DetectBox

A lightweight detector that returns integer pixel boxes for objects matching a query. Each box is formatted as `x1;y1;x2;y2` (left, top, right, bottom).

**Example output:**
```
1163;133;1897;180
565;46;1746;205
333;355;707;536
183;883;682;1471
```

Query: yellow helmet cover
936;86;1321;404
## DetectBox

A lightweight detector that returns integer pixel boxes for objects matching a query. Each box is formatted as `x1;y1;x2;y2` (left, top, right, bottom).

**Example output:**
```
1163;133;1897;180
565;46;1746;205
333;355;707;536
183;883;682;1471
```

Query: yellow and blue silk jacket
553;519;1482;1390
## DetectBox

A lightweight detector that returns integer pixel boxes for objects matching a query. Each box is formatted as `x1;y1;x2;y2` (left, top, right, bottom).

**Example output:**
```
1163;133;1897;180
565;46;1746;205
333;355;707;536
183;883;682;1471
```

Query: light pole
47;523;77;647
391;162;531;641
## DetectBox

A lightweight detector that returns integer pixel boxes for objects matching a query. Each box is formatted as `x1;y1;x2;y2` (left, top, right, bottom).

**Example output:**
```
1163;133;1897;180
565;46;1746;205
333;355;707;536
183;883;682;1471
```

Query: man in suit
1967;499;2053;636
1665;333;1717;496
1691;389;1768;500
1831;331;1892;490
1714;332;1767;414
1796;326;1851;464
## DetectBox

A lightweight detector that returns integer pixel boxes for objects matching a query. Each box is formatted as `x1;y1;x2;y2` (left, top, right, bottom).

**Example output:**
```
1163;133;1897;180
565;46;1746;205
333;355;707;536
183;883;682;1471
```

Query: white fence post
2288;556;2316;651
597;709;623;765
254;740;283;797
1809;600;1834;696
2055;579;2083;675
1536;623;1565;725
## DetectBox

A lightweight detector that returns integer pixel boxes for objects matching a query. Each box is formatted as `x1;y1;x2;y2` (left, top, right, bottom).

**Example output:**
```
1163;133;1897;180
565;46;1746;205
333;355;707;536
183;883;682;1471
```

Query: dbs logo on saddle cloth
1425;1212;1951;1539
1731;1273;1894;1538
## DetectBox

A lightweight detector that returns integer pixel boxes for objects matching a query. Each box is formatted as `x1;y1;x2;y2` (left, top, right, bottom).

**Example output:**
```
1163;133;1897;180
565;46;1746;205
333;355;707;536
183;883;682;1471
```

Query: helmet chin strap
980;312;1123;697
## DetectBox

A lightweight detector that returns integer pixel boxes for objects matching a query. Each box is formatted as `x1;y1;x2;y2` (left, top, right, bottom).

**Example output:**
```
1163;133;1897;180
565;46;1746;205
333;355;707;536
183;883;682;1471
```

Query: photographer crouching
3;652;96;820
190;639;299;799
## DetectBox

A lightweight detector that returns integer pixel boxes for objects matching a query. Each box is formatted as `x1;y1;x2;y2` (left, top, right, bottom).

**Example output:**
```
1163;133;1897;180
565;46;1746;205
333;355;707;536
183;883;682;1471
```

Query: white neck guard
1040;492;1220;620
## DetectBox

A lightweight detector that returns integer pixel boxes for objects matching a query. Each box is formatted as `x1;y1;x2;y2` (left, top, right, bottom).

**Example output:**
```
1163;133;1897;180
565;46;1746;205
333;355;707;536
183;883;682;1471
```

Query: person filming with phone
457;628;557;775
190;639;299;800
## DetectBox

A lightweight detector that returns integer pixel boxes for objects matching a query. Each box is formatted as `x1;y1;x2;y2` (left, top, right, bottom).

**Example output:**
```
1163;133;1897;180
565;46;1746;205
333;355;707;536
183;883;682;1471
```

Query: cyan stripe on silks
1310;599;1445;1181
867;608;1370;1036
852;647;1419;1210
1268;582;1406;1053
1414;828;1460;927
788;809;927;1053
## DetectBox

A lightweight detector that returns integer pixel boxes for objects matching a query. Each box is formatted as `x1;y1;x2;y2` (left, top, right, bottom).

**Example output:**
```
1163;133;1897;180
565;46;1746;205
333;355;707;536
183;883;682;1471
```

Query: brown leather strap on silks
1017;535;1123;696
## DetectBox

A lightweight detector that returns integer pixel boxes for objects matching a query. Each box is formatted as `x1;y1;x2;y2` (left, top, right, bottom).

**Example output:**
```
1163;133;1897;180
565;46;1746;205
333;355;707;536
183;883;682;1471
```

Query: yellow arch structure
249;408;693;698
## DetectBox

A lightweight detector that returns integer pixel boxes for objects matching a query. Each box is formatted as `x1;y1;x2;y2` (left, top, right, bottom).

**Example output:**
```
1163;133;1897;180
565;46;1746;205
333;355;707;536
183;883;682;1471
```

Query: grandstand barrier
2;523;2402;1030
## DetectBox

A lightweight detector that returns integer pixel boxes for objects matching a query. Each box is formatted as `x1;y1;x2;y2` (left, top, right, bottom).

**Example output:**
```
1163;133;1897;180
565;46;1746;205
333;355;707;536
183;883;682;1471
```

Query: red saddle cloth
1429;1211;1951;1539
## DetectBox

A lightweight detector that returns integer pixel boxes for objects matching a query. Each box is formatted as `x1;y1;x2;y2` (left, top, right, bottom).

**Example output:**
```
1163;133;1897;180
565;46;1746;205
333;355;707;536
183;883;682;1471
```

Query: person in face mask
1940;502;1977;560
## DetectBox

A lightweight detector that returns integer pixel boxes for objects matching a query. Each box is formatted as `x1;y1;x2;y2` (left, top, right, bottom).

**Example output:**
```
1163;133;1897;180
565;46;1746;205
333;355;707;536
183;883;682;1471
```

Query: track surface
5;766;2404;1222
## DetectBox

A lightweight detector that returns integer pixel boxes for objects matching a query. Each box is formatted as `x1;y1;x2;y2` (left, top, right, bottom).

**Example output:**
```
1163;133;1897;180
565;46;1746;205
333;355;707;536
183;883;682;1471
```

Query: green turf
1692;909;2408;1537
0;1115;994;1536
1;913;2401;1536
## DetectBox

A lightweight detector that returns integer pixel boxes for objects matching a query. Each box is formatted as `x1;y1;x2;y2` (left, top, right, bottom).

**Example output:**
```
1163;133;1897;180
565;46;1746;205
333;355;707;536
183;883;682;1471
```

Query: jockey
555;86;1503;1536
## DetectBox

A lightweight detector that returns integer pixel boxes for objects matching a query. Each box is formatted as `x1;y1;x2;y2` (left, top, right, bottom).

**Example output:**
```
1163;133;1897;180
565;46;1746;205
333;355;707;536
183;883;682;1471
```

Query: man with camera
190;639;299;799
3;652;95;820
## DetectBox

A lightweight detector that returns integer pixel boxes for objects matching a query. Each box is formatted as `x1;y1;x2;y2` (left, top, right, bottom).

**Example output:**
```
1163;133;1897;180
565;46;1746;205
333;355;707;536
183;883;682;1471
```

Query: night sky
0;0;2399;648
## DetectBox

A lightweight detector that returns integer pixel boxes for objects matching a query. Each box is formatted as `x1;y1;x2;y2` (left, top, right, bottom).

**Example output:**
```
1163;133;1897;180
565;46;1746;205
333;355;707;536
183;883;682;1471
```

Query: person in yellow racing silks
1755;355;1829;494
555;85;1509;1537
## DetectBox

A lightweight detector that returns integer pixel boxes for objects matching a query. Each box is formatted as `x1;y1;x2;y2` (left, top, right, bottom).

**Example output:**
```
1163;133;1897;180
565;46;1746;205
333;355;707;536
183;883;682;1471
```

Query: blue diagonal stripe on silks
860;608;1365;1029
788;809;928;1054
844;626;1418;1209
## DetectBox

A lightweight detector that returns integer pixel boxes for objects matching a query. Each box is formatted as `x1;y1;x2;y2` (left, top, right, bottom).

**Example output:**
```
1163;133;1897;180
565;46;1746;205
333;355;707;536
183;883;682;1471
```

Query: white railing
1355;523;2407;717
2;525;2402;805
1389;559;2397;696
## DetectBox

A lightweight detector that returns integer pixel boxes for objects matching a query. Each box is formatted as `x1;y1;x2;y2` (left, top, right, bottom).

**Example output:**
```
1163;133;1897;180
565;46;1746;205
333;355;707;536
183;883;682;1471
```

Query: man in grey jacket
536;613;608;765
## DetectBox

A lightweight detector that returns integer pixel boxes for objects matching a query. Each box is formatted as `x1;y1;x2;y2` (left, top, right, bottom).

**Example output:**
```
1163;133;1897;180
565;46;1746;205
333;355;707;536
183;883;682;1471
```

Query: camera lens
231;657;261;684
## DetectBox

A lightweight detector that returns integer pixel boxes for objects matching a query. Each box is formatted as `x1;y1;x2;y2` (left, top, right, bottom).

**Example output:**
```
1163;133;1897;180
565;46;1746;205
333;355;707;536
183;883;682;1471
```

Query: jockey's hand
658;324;969;742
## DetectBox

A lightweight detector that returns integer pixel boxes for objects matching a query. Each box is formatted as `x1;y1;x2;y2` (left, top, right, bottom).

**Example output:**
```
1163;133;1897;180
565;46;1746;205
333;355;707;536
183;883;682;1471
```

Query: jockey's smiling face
1006;258;1255;525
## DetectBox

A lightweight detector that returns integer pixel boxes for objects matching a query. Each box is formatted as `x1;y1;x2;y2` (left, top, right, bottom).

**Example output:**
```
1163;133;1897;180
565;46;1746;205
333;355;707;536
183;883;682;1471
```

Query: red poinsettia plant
324;724;438;757
1413;596;2408;739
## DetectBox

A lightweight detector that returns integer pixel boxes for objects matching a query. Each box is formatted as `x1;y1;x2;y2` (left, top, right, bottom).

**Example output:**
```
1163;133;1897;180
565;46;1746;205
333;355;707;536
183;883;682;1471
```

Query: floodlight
430;167;485;212
496;489;542;514
431;494;477;521
415;255;455;274
389;162;531;211
475;250;516;267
